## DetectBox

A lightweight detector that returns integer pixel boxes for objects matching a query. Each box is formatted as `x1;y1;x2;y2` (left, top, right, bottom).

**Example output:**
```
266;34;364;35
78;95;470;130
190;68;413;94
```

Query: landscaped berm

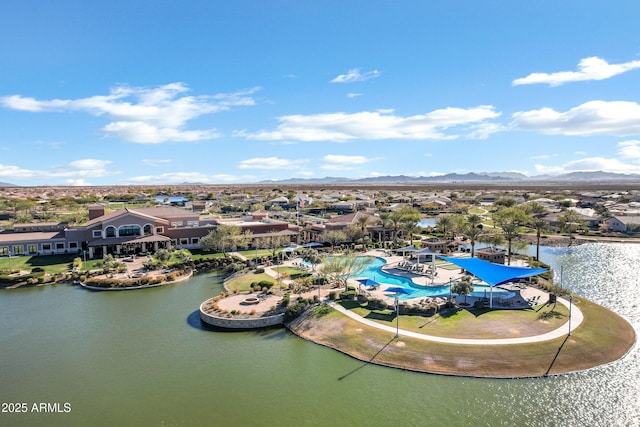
201;250;636;379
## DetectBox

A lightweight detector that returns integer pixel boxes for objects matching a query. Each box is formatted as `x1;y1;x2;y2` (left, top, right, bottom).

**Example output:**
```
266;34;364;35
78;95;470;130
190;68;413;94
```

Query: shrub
281;292;291;307
340;290;357;300
257;280;274;289
254;267;265;274
284;300;309;322
328;291;337;300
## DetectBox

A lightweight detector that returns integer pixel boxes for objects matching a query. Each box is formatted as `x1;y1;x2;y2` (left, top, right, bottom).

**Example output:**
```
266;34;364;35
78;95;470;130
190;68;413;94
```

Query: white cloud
331;68;380;83
237;157;308;170
244;106;501;142
102;121;219;144
534;157;640;175
0;158;115;183
512;100;640;136
534;142;640;175
346;93;363;98
141;159;172;166
513;56;640;86
0;83;259;143
530;154;553;160
617;140;640;160
320;154;372;170
123;172;251;184
68;159;111;170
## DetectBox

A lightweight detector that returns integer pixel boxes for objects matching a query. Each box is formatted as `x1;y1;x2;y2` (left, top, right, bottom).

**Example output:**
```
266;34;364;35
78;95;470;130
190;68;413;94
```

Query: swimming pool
359;256;515;300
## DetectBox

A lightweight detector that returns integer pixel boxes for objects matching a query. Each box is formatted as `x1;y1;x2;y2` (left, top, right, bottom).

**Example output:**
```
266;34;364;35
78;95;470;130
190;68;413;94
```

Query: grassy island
288;298;635;378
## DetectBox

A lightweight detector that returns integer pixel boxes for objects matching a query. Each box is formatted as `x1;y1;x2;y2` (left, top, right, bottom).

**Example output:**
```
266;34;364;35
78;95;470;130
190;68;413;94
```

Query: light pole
568;294;573;336
395;295;400;338
7;251;12;273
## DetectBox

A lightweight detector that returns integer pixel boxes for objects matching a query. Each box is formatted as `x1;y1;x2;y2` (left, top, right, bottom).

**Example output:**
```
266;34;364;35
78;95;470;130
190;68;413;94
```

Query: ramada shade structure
441;256;549;308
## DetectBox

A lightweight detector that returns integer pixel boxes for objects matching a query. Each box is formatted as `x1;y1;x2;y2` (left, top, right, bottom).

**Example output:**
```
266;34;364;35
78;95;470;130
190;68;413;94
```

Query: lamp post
395;295;400;338
7;251;12;273
568;294;573;336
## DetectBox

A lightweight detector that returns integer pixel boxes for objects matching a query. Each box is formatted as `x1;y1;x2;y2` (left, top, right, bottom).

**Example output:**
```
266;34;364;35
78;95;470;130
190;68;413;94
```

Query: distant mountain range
259;171;640;184
2;171;639;187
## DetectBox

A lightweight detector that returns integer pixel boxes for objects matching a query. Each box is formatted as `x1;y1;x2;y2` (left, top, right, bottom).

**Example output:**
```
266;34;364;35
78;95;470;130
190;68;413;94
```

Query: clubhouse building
0;205;300;259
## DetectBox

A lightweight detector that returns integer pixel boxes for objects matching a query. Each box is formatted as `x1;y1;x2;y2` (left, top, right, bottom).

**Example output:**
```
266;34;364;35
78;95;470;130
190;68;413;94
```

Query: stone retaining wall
79;270;193;291
199;299;285;329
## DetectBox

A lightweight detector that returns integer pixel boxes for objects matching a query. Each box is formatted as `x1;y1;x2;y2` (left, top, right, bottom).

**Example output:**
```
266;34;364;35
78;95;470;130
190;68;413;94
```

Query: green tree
452;276;474;305
478;233;505;248
300;248;324;271
200;224;253;255
256;230;291;258
319;253;374;291
322;230;347;252
557;210;585;244
155;248;172;266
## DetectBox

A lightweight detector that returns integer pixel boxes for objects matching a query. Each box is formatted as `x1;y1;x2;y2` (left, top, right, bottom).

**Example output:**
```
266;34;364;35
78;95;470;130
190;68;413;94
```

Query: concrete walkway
329;295;584;345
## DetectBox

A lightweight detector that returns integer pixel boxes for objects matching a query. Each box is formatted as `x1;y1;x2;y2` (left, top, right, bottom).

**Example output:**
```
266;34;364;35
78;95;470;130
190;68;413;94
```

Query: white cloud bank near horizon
512;100;640;137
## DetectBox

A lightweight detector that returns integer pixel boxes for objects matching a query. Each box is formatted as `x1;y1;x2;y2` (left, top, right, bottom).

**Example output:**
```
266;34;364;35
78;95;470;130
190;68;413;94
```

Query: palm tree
463;224;483;257
467;213;483;228
377;212;391;244
402;220;421;245
500;222;520;265
436;215;453;240
388;210;404;242
356;213;371;249
529;217;549;261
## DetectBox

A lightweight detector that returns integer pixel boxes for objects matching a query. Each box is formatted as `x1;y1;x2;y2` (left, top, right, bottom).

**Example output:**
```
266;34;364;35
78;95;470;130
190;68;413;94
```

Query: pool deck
218;249;584;343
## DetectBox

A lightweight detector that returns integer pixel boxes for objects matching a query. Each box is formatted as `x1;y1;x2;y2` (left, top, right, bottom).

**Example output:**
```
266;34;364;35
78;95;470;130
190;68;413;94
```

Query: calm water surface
1;243;638;426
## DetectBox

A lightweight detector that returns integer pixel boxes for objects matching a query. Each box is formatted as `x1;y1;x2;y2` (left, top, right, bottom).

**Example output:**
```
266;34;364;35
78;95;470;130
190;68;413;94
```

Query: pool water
359;256;515;300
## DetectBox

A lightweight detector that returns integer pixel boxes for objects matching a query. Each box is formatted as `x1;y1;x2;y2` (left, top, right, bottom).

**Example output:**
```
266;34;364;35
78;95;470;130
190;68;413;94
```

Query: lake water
1;243;638;426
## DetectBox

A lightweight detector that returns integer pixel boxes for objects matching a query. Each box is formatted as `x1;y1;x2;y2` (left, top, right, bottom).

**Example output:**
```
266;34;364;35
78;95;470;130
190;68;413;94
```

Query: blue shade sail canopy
441;257;548;286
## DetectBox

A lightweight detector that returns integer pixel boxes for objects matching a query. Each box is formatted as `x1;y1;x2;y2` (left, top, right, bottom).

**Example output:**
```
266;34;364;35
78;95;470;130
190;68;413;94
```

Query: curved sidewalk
329;296;584;345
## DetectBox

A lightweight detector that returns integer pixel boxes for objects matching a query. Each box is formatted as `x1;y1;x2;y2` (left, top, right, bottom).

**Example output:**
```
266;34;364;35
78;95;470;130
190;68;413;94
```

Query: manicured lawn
344;301;570;339
224;272;277;292
0;254;76;274
291;297;636;378
272;266;312;279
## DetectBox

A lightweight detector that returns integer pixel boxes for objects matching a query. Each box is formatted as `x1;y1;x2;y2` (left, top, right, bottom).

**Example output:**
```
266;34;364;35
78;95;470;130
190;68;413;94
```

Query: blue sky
2;1;640;186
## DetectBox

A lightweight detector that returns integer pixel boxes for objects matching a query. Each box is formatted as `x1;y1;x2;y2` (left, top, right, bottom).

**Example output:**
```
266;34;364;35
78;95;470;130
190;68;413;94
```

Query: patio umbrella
357;278;380;287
